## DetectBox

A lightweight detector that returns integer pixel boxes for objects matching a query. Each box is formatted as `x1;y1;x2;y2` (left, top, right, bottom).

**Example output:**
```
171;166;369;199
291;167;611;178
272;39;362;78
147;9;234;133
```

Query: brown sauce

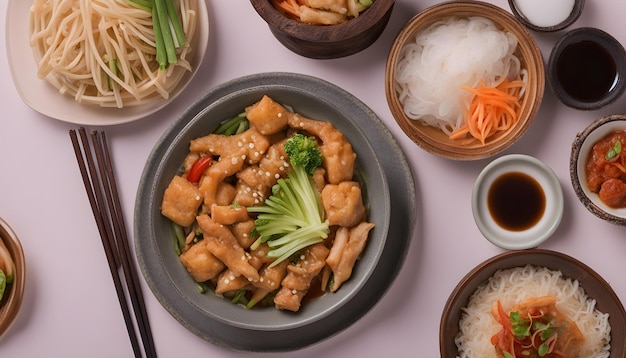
556;40;617;103
488;172;546;231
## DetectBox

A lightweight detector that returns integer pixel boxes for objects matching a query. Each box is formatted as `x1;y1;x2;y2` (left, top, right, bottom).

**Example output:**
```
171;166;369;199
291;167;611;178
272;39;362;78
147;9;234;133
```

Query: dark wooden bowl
250;0;395;59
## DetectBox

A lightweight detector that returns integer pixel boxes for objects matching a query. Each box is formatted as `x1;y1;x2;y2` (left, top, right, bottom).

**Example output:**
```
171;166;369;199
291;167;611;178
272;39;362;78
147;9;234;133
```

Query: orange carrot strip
450;79;524;146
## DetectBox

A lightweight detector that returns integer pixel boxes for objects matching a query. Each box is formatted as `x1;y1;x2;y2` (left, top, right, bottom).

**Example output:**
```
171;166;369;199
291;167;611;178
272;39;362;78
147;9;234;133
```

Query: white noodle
455;265;611;358
29;0;197;108
394;16;524;135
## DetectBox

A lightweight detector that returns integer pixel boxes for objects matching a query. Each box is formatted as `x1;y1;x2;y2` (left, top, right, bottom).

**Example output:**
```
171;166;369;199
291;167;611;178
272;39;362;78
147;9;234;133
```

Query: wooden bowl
0;218;26;339
250;0;395;59
385;1;545;160
508;0;584;32
440;249;626;357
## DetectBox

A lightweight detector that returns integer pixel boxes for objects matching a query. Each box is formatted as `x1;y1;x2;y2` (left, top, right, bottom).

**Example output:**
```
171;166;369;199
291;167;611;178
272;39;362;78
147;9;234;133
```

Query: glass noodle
29;0;197;108
394;16;527;136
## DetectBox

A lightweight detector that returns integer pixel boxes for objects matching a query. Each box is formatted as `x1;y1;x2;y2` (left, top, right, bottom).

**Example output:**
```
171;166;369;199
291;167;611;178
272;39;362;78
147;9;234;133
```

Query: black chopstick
70;128;157;358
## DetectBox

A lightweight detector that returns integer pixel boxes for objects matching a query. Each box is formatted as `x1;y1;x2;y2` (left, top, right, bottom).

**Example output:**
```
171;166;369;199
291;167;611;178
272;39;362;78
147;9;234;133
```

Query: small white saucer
472;154;564;249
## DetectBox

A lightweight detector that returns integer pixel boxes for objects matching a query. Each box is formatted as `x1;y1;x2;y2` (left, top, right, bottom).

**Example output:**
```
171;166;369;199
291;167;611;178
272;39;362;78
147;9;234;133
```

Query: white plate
5;0;209;126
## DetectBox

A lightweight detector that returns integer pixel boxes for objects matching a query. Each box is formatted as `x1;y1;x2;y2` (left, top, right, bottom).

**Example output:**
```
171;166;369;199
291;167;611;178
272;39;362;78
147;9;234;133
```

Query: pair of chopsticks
69;128;157;358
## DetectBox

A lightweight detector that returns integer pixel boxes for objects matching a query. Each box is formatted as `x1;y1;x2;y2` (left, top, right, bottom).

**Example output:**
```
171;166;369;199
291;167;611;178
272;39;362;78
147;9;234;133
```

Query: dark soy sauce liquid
556;40;617;102
488;172;546;231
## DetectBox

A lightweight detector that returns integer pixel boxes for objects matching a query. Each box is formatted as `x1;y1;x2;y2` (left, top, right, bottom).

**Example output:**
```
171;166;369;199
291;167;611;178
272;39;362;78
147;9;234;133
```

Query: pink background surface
1;1;625;357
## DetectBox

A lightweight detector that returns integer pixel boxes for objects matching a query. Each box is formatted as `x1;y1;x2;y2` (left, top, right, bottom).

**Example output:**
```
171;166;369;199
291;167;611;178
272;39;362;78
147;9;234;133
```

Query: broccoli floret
283;134;323;175
247;134;329;267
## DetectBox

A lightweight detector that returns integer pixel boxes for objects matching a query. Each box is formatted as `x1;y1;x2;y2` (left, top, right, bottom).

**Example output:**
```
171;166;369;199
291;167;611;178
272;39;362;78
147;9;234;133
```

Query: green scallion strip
152;3;168;69
125;0;151;11
231;289;249;305
154;0;177;65
172;223;186;256
213;113;248;135
164;0;186;47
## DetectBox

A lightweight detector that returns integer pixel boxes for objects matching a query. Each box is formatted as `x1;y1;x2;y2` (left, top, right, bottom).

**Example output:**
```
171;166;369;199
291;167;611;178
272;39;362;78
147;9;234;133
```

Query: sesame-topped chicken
160;95;374;311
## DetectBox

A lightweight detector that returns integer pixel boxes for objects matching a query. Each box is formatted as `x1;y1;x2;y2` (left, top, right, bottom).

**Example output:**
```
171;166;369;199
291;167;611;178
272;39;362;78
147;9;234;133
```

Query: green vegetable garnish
510;311;530;338
606;140;622;161
0;270;6;301
506;310;557;357
359;0;373;7
213;112;249;136
248;134;329;267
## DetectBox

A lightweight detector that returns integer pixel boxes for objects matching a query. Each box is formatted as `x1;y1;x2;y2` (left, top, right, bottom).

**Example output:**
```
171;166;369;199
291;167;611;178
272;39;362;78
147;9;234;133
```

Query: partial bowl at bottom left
0;217;26;339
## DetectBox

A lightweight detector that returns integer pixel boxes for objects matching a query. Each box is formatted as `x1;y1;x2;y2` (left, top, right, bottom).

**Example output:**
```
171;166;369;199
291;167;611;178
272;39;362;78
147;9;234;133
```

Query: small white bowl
472;154;564;249
571;114;626;225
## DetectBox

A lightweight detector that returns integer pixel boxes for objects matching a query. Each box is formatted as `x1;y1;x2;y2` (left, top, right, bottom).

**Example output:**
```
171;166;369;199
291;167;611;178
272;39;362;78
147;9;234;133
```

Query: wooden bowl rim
0;217;26;339
385;0;545;160
250;0;395;42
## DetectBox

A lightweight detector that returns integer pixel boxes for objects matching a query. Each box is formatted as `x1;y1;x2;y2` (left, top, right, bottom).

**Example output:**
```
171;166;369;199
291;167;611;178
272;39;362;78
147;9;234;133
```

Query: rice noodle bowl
394;16;527;136
455;265;611;357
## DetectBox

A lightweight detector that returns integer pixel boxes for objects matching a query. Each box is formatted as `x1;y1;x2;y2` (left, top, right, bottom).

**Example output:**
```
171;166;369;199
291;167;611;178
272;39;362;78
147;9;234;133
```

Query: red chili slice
186;156;212;183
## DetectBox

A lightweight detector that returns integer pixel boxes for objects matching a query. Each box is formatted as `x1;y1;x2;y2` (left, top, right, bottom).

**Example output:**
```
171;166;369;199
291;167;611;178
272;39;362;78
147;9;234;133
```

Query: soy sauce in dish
488;172;546;231
556;40;618;103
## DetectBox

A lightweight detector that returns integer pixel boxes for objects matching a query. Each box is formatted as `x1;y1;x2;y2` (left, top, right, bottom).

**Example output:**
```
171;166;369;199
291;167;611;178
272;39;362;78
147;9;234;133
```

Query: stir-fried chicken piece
198;149;247;208
287;114;355;184
326;222;374;292
189;127;270;166
321;181;366;227
196;215;259;282
274;243;329;311
230;220;256;249
254;260;289;292
299;5;347;24
161;175;203;227
301;0;348;14
215;257;264;294
179;241;226;282
210;205;249;225
214;181;237;206
233;142;290;206
245;95;289;135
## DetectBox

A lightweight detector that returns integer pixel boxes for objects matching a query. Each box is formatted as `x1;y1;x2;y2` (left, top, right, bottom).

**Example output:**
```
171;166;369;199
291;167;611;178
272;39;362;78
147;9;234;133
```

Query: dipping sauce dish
548;27;626;110
472;154;564;249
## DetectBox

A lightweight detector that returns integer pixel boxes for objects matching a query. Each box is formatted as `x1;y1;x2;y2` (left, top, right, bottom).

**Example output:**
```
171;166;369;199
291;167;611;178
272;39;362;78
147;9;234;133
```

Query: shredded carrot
272;0;301;19
449;78;525;146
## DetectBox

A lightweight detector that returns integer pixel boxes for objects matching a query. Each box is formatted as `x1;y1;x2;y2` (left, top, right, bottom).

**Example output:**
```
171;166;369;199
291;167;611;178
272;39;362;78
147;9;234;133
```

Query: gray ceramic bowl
571;114;626;225
134;72;416;351
440;249;626;357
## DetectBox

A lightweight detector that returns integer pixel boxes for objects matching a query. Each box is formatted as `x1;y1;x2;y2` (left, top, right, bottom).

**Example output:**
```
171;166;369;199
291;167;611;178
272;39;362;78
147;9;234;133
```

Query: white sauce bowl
472;154;564;249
